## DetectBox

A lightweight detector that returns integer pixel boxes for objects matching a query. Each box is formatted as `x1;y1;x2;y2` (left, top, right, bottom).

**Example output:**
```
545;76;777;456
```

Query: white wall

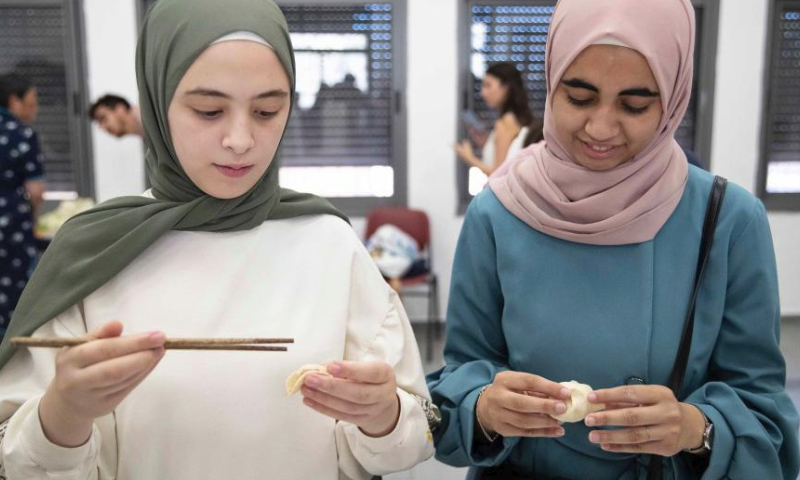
406;0;461;321
83;0;800;316
710;0;800;315
83;0;145;202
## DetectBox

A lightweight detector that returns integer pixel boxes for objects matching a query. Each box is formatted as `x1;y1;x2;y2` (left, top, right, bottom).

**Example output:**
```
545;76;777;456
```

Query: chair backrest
365;207;430;251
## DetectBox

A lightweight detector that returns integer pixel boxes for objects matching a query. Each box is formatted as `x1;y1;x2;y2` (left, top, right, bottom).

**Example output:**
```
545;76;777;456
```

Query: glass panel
279;165;393;197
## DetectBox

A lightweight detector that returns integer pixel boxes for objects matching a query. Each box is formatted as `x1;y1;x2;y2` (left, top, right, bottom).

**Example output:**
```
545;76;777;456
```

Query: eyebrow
561;78;598;93
185;88;289;100
561;78;659;98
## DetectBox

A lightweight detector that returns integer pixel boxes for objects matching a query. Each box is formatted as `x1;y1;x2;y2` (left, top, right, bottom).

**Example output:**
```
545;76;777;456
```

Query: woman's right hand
38;321;166;447
454;140;478;166
476;371;572;438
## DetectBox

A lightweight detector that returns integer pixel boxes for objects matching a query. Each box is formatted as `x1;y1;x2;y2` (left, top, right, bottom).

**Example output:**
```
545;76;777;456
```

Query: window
141;0;407;215
277;1;406;214
0;0;93;200
457;0;719;211
759;0;800;210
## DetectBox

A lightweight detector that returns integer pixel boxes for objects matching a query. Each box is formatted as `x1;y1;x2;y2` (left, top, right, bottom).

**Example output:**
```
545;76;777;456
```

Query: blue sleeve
15;128;44;182
682;200;799;480
426;192;521;467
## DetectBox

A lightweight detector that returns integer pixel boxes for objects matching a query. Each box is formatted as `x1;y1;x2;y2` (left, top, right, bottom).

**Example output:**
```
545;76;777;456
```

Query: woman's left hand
301;361;400;438
584;385;706;456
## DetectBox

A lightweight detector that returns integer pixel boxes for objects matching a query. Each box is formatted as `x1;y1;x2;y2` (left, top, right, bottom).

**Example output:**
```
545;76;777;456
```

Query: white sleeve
335;246;435;480
0;306;117;480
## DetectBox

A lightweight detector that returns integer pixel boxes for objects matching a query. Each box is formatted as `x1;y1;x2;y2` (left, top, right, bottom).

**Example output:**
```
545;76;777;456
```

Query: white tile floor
383;457;466;480
384;319;800;480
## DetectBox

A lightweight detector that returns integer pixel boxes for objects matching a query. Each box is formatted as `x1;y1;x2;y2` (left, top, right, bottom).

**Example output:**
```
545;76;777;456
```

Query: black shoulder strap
668;175;727;396
648;175;727;480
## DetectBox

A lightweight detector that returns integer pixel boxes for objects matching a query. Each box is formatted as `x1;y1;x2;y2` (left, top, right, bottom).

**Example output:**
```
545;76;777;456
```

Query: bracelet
683;409;713;455
476;385;499;443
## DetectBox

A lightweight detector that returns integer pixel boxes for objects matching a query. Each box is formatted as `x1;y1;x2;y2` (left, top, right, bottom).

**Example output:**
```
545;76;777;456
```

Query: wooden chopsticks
10;337;293;352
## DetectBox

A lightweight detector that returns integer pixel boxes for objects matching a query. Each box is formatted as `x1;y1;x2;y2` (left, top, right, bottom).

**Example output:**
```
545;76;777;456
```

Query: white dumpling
285;364;332;395
550;380;605;423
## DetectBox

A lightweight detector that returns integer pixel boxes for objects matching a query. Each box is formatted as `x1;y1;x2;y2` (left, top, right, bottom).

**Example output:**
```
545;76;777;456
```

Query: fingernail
589;432;600;443
154;347;165;357
588;392;597;402
305;376;320;388
557;421;564;425
149;332;166;343
560;388;571;398
555;428;565;436
327;363;342;375
555;402;566;413
585;416;596;426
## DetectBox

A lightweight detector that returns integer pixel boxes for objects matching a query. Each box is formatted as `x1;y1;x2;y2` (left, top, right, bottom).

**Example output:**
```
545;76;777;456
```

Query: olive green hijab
0;0;347;368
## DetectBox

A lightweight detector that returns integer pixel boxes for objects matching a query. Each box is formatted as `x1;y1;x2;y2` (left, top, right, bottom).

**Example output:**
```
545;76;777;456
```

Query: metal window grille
759;0;800;209
0;0;93;197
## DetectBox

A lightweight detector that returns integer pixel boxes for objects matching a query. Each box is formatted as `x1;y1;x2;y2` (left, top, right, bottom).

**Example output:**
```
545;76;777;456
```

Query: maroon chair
365;207;440;361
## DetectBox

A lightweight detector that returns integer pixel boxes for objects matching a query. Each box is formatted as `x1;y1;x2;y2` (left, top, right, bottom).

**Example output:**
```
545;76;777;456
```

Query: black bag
647;175;727;479
473;177;728;480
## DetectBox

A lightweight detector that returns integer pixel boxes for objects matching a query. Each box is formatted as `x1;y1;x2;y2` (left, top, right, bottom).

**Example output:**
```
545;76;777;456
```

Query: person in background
455;63;544;176
88;94;144;138
0;73;45;338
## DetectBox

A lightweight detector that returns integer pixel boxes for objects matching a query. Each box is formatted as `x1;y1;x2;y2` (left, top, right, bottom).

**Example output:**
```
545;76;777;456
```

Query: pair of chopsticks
10;336;293;352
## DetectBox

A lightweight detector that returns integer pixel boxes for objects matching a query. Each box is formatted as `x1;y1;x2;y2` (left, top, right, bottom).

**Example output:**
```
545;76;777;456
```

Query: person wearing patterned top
0;74;44;339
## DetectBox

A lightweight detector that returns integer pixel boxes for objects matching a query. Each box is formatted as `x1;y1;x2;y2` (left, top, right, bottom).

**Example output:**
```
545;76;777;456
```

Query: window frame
0;0;95;199
455;0;719;214
758;0;800;211
692;0;720;172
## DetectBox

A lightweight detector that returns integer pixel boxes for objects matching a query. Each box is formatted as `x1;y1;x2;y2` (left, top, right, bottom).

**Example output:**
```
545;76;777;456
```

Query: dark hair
0;73;33;109
89;94;131;119
485;63;545;147
485;62;533;126
522;117;544;147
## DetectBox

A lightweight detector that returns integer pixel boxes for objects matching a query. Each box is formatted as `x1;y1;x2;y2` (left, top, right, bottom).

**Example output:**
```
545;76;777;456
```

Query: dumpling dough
551;381;605;423
286;364;332;395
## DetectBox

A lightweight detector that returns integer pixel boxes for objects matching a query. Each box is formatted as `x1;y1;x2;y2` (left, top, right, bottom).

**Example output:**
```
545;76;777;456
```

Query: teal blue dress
427;166;799;479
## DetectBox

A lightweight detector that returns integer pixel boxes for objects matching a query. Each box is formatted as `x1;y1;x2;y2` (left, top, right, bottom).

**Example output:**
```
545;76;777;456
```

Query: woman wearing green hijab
0;0;434;478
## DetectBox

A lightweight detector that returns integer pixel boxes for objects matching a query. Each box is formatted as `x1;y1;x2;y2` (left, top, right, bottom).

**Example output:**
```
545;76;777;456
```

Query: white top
480;126;529;167
0;213;433;480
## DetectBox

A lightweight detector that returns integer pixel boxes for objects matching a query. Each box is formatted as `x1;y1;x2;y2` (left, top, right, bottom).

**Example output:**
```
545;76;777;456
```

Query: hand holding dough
286;364;332;395
550;381;605;423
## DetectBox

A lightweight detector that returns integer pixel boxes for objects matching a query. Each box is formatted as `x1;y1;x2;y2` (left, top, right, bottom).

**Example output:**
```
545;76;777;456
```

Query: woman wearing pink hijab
427;0;799;479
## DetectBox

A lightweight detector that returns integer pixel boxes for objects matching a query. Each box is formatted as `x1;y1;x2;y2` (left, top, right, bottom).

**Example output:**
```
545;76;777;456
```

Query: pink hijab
489;0;695;245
